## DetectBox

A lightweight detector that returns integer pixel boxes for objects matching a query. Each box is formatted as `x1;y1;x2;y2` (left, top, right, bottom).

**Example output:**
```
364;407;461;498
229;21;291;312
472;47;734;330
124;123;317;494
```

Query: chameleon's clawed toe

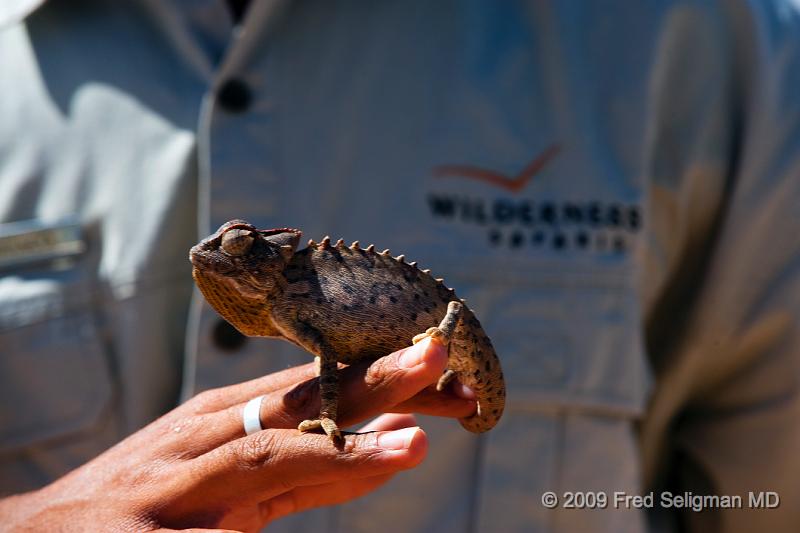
412;327;448;346
436;369;457;391
298;418;322;432
412;328;432;344
298;417;343;445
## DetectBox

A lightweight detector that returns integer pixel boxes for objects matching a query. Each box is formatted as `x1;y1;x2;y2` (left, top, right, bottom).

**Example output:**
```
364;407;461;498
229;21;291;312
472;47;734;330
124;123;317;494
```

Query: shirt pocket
0;220;113;454
440;263;651;418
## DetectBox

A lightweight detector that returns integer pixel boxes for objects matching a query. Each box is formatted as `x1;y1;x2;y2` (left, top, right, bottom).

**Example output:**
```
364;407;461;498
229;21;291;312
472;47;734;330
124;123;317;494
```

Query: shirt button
212;319;248;352
217;78;252;113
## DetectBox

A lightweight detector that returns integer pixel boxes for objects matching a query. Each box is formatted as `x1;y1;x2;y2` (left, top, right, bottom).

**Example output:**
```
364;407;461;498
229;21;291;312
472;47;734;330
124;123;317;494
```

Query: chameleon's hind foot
436;369;457;391
298;417;343;446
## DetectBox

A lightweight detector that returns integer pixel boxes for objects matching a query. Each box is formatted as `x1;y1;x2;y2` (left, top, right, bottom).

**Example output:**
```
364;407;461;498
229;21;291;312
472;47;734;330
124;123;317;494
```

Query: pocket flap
0;311;113;453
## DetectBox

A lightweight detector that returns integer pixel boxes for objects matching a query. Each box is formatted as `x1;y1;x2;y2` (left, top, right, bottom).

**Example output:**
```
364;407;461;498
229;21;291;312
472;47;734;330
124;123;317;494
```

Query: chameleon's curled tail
456;355;505;433
428;301;506;433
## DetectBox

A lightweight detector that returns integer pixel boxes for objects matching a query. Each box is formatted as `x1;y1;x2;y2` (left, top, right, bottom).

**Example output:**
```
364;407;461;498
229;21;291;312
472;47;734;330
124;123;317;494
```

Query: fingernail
455;383;477;400
399;338;429;368
377;427;420;450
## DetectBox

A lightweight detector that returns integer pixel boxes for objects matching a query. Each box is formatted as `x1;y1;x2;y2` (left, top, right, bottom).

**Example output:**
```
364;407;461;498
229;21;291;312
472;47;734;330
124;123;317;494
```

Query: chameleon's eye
220;229;254;257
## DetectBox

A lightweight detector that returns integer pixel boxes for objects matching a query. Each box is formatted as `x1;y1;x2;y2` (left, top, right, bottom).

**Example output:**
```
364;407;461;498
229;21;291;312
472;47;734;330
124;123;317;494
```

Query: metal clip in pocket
0;217;85;271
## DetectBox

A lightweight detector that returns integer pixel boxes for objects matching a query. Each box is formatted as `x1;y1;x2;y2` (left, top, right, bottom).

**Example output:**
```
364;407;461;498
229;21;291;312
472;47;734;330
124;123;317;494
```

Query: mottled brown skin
190;220;505;444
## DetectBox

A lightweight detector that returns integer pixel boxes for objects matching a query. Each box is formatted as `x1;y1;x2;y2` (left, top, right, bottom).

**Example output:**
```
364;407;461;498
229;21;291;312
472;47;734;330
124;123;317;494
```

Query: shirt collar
0;0;47;28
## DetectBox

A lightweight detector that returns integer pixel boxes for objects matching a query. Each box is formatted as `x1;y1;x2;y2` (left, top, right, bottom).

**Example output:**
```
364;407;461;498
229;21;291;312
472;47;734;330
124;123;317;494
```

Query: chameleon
189;219;505;445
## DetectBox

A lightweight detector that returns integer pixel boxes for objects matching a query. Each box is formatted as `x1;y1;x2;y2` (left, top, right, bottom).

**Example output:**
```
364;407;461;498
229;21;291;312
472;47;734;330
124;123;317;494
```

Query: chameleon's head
189;220;302;336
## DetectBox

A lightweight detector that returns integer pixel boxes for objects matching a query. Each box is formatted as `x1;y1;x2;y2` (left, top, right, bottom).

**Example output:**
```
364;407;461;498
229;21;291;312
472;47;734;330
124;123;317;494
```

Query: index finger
157;425;428;527
187;361;320;414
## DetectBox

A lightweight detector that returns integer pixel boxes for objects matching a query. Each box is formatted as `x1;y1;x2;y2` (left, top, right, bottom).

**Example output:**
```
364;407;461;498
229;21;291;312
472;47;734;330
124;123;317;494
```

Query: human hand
0;338;476;532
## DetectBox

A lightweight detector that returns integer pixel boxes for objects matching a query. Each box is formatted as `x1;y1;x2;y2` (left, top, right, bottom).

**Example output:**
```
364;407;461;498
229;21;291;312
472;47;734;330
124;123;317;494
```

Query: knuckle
281;379;320;420
232;431;281;471
345;435;386;464
259;490;299;525
364;355;401;390
190;388;227;413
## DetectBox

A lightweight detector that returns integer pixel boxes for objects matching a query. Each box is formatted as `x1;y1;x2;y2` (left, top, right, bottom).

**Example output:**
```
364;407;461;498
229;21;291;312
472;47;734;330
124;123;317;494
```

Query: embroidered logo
433;144;561;194
427;145;641;253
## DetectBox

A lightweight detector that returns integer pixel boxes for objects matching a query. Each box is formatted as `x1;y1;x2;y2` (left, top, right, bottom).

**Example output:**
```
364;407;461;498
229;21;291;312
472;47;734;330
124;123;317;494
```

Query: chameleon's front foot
298;417;343;446
412;327;448;346
412;300;464;391
412;300;463;346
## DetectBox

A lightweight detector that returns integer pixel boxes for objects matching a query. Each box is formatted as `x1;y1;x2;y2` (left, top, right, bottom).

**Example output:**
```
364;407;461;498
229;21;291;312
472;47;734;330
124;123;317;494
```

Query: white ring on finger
243;395;266;436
